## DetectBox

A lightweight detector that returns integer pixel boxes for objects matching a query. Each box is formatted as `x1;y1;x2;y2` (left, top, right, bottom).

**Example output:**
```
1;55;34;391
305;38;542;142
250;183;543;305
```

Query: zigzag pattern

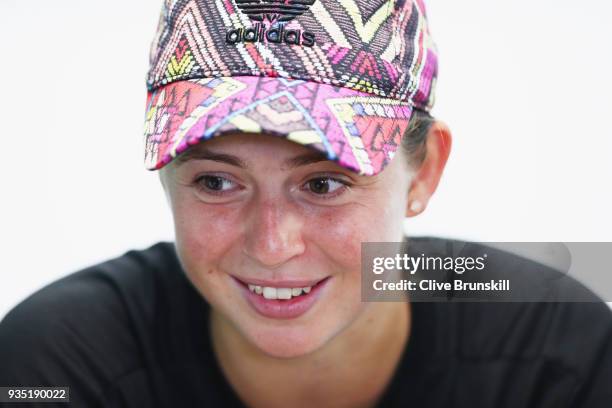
144;0;437;175
147;0;437;105
145;77;413;174
165;38;198;80
337;0;394;43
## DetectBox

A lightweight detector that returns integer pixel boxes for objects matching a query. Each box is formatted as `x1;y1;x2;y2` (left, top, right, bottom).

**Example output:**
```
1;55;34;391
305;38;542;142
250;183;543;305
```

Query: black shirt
1;238;611;407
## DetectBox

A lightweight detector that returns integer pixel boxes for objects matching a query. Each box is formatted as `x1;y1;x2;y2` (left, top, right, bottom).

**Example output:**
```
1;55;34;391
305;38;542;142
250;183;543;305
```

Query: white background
1;0;611;317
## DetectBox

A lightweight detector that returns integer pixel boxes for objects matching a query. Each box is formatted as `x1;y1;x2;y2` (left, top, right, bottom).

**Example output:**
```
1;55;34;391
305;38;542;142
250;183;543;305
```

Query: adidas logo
226;23;315;46
227;0;316;47
235;0;316;24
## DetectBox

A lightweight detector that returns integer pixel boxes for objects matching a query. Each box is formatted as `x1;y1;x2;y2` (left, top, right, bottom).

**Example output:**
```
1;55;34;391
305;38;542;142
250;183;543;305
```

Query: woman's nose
242;199;306;268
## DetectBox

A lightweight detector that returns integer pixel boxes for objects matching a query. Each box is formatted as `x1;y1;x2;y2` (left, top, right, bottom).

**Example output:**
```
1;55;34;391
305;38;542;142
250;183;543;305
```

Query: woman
1;0;611;407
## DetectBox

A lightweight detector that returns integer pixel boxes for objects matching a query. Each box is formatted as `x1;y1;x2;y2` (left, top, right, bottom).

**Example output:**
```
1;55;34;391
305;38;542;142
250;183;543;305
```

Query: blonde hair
401;109;434;169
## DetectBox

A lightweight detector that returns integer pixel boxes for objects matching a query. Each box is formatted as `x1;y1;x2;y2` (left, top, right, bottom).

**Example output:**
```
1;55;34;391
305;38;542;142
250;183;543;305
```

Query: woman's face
160;132;413;358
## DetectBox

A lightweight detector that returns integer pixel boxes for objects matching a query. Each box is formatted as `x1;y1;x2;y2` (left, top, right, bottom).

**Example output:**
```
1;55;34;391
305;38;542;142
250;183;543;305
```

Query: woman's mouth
231;276;331;319
247;284;313;300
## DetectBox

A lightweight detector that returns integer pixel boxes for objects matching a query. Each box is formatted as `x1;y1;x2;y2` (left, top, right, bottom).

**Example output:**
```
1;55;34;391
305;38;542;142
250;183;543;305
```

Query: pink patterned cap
144;0;438;175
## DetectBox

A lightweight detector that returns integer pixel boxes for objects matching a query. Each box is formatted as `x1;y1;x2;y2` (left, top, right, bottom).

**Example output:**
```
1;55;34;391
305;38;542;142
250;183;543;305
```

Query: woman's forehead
171;132;333;170
197;131;316;152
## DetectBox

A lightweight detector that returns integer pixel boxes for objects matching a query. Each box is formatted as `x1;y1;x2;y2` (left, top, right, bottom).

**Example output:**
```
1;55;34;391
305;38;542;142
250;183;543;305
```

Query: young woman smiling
1;1;611;407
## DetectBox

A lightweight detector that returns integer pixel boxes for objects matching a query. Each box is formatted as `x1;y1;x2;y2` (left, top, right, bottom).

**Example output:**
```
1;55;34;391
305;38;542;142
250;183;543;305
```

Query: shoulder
408;236;612;355
0;242;179;404
409;236;612;406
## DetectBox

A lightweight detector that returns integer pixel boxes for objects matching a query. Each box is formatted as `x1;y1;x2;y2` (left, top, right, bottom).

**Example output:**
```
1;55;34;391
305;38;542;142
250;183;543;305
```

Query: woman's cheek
304;199;405;272
173;208;242;312
304;207;373;269
173;198;242;275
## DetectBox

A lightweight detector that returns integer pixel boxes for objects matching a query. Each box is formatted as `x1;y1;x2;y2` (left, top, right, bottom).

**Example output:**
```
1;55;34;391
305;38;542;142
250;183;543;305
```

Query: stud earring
409;200;423;214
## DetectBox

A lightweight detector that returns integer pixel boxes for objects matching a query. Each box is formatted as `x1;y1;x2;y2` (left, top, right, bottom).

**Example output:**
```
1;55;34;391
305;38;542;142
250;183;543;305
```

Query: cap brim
144;76;414;176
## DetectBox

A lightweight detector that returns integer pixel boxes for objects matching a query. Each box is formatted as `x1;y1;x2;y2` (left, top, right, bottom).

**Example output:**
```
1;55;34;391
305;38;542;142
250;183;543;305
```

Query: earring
409;200;423;214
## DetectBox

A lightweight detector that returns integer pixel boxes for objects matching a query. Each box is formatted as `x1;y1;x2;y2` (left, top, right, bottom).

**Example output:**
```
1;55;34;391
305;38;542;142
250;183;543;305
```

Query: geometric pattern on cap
145;76;413;175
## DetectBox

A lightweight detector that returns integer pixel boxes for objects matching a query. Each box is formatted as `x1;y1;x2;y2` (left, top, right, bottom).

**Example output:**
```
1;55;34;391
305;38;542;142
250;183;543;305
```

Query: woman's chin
244;324;330;359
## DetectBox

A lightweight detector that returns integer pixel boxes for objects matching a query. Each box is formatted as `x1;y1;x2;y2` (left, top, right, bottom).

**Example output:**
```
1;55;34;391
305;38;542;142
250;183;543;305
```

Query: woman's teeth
248;284;312;300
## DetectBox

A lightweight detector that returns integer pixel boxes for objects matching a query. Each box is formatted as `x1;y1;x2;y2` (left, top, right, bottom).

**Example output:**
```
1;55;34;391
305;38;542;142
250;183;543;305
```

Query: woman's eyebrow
283;152;329;169
174;149;247;168
174;148;329;169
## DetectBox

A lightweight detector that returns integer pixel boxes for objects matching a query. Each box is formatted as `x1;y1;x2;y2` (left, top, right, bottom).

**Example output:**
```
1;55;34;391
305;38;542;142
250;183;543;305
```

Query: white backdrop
1;0;611;317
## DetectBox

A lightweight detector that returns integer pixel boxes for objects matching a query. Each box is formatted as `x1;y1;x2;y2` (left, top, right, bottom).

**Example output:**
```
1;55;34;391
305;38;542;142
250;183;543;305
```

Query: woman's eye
305;177;347;196
196;175;236;193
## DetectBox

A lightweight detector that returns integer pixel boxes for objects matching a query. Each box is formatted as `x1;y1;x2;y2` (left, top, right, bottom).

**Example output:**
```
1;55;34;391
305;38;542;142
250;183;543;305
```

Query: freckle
207;269;214;274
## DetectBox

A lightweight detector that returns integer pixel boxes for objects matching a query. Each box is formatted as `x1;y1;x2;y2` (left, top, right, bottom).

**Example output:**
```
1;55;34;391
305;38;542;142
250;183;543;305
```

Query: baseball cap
144;0;438;176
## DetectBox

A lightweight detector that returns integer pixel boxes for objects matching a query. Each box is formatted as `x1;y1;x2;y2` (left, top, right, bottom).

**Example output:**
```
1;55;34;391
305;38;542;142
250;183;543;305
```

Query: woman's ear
406;120;452;217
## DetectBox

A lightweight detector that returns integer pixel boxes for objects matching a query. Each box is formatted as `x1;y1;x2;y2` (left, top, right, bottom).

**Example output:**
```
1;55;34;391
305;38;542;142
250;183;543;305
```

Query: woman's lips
231;276;331;320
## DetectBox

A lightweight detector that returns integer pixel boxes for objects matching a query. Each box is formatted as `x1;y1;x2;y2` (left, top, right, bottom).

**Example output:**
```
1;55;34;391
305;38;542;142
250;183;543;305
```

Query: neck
210;300;411;408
